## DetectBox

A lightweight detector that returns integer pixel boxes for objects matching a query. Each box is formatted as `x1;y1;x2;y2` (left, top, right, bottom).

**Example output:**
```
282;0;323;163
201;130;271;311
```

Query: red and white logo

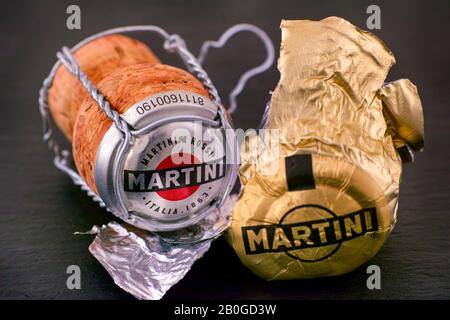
123;131;226;220
155;153;200;201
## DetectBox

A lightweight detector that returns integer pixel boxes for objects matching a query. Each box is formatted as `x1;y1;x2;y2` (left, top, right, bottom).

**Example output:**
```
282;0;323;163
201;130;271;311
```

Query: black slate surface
0;0;449;299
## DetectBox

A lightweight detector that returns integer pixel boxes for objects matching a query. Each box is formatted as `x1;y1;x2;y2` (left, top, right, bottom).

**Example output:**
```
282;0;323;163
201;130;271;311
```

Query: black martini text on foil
242;207;379;255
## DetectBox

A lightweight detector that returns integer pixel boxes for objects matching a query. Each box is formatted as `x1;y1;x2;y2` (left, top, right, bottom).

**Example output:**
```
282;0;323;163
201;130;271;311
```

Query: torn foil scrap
86;194;237;300
89;222;210;300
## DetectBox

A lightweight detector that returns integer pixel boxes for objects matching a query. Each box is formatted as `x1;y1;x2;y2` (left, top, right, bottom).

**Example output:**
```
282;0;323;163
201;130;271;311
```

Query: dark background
1;0;449;299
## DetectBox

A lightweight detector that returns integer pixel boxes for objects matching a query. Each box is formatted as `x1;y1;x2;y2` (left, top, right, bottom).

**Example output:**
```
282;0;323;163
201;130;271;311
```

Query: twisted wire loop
56;47;131;137
56;48;135;217
38;54;109;210
164;34;222;107
197;23;275;114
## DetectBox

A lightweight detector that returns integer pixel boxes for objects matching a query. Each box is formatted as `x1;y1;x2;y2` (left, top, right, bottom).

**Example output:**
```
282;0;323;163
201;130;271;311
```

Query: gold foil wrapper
380;79;425;152
228;17;424;280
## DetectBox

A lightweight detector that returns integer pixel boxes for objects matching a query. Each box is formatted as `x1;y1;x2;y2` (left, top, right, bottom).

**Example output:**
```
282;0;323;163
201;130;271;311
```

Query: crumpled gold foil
227;17;424;280
380;79;424;152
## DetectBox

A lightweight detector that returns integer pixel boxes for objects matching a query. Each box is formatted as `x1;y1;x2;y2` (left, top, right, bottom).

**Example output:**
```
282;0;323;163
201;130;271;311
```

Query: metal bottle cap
95;90;238;232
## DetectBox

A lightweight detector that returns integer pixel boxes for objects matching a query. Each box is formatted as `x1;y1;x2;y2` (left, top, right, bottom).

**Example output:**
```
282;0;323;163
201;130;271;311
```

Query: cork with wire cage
48;34;209;193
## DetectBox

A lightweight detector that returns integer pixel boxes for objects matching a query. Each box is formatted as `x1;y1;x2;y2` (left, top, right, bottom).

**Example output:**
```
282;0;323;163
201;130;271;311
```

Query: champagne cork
73;63;209;193
46;32;238;232
48;34;210;194
48;34;160;139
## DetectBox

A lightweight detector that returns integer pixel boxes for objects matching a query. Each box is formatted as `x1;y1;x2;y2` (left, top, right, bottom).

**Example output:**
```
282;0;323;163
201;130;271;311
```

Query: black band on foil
285;154;315;191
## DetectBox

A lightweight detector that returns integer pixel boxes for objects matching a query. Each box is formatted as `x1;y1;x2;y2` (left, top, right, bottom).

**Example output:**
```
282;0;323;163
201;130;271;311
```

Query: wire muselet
38;23;275;243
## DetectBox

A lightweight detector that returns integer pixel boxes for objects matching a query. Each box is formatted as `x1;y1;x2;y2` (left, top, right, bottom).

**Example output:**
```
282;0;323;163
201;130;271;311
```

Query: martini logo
242;205;379;262
124;154;225;202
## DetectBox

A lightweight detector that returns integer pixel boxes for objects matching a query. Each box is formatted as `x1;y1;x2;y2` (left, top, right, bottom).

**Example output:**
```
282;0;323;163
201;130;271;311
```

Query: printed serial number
136;93;204;115
217;304;277;315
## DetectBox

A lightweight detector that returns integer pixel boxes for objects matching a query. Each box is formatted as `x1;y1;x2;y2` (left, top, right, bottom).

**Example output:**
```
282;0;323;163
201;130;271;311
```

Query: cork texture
73;63;209;193
48;34;160;139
